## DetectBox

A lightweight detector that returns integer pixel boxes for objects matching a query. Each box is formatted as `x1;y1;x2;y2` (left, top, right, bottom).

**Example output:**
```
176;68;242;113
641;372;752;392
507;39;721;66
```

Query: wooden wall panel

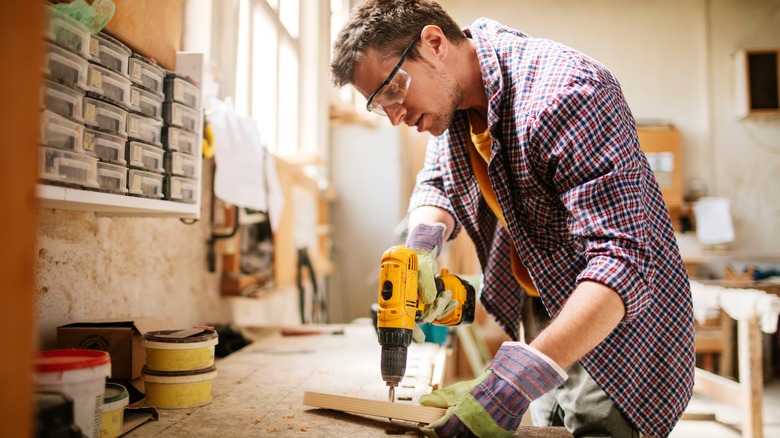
103;0;184;70
0;1;45;435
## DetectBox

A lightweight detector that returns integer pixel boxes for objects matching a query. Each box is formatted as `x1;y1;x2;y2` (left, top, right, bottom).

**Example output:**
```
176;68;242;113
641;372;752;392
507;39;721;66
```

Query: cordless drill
376;245;476;402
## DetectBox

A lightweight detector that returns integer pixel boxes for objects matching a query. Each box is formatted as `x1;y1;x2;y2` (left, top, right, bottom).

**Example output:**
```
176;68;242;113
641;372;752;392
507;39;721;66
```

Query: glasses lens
368;68;411;116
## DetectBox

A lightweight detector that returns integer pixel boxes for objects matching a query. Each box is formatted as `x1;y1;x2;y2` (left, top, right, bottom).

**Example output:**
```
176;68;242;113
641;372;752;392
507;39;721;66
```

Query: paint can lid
144;329;218;344
33;349;111;372
103;382;129;404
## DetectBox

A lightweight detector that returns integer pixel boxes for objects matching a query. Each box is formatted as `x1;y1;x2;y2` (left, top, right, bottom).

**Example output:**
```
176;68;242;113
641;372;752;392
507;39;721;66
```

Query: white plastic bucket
33;349;112;438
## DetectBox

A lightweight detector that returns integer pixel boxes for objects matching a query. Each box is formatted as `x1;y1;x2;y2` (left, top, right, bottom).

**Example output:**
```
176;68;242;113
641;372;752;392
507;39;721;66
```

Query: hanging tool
376;246;476;403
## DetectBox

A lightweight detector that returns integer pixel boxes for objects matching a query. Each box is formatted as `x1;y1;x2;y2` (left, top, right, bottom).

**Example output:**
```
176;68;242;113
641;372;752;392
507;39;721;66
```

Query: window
186;0;328;157
236;0;300;155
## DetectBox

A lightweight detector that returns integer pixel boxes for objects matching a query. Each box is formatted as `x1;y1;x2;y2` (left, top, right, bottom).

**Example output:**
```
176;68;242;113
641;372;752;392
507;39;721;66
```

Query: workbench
690;281;780;438
125;321;571;437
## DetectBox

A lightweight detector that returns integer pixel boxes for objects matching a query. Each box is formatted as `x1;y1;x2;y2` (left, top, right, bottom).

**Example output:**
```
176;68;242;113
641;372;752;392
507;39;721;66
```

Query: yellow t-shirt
466;111;539;297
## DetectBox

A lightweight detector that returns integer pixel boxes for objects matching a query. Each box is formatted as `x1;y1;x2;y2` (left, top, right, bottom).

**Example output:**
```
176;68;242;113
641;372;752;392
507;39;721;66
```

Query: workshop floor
669;377;780;437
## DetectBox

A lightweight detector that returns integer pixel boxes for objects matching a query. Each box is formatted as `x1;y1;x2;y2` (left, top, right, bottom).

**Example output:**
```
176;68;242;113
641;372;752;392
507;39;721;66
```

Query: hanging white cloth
208;98;284;230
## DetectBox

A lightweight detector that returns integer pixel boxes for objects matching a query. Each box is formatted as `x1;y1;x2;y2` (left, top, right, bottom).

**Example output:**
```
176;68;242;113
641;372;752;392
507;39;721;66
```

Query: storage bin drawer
128;169;164;198
39;146;99;188
128;55;166;95
87;63;132;108
129;86;164;119
127;141;165;173
165;151;198;178
165;176;198;203
42;80;84;123
164;75;201;108
88;32;131;75
163;102;200;132
45;7;91;58
84;97;127;136
43;42;88;91
162;126;200;156
96;162;129;194
127;112;163;146
40;110;84;153
84;128;126;165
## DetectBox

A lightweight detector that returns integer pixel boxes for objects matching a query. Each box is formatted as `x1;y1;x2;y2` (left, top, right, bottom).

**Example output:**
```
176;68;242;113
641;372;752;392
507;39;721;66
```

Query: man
331;1;695;437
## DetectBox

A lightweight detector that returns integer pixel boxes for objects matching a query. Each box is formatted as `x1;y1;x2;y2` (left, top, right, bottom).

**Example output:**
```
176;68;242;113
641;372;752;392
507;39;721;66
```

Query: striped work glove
419;342;567;438
405;223;457;342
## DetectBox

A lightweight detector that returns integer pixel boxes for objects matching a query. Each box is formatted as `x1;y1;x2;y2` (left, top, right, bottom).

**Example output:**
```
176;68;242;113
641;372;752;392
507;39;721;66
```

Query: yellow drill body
376;246;476;400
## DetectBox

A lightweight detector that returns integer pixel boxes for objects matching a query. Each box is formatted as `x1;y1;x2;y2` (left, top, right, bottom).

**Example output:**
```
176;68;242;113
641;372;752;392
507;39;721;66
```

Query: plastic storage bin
127;141;165;173
43;42;88;91
96;162;128;194
83;129;126;164
87;63;132;108
128;55;166;95
128;169;164;198
42;79;84;123
40;111;84;153
165;152;198;179
83;97;127;136
88;32;131;75
164;75;201;108
165;176;198;203
163;102;200;132
45;7;91;58
129;86;164;119
39;146;99;188
162;127;199;156
127;112;163;146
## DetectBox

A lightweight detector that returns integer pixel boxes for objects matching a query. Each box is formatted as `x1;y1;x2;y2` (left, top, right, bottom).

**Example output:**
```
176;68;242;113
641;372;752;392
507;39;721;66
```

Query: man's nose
385;105;407;126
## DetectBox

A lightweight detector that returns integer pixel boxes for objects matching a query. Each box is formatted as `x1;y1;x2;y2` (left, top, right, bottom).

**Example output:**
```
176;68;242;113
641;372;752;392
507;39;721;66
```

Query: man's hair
330;0;466;87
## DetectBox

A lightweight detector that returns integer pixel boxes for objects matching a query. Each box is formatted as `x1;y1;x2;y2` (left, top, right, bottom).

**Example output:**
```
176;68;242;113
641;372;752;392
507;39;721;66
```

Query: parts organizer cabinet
38;53;203;219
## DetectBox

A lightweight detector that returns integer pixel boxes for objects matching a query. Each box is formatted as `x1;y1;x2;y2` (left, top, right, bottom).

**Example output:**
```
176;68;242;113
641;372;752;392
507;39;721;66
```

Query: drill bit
388;386;395;403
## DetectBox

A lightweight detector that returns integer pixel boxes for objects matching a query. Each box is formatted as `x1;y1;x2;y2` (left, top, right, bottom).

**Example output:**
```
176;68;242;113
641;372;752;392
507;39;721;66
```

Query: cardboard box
57;317;173;380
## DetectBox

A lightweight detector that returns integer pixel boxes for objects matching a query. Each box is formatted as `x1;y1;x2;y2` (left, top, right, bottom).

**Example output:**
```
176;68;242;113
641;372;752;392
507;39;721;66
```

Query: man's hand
406;223;457;342
419;342;567;437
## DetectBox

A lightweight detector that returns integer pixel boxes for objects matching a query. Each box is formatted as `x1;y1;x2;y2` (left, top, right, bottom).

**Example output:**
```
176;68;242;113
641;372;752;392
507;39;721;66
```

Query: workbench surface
126;322;442;437
126;322;572;437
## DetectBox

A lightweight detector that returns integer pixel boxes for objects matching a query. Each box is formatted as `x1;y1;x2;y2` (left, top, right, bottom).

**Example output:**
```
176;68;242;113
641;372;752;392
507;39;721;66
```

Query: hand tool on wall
376;246;476;403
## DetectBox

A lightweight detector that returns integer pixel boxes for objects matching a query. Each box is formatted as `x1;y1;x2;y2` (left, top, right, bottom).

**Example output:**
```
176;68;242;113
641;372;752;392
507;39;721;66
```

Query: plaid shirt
408;18;695;437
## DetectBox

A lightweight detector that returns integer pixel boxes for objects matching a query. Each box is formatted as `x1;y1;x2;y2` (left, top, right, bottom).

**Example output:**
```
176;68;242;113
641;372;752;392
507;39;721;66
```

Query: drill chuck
378;327;413;385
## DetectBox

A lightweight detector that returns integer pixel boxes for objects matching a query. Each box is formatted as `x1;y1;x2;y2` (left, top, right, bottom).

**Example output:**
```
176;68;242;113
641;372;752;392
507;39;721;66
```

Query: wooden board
103;0;183;70
303;391;444;424
303;392;574;437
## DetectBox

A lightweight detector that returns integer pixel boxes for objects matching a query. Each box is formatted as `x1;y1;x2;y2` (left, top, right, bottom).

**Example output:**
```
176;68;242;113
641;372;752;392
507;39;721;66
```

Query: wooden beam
304;391;444;424
738;316;763;438
303;392;574;437
694;367;741;405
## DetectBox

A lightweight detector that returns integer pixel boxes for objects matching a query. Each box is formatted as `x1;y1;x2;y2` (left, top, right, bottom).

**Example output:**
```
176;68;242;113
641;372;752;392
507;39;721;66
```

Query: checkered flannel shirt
408;18;695;437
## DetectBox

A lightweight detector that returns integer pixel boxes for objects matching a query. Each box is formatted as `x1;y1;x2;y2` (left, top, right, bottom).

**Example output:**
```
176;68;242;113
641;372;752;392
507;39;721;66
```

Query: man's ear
419;25;448;60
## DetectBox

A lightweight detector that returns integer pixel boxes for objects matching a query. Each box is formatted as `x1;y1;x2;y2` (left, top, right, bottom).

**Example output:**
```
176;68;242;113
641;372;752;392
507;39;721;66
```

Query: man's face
352;43;462;136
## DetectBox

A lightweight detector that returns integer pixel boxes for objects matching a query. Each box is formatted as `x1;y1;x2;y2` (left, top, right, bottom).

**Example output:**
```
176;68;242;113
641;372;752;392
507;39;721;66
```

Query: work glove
419;342;567;438
406;223;457;342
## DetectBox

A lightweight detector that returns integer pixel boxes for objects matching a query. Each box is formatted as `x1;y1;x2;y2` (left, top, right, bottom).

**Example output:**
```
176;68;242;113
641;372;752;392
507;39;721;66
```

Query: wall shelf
37;184;200;218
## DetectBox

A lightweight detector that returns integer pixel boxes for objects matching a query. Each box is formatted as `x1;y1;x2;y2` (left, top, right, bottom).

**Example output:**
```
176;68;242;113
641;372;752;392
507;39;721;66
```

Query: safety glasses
365;35;420;116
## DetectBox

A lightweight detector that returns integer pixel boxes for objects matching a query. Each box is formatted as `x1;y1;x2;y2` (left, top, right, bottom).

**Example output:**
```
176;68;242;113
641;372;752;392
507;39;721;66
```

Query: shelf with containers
38;4;203;219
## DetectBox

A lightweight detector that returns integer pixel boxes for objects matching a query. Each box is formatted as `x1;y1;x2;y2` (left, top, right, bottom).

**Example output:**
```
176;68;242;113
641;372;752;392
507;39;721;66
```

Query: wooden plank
303;392;573;437
103;0;183;70
738;317;763;438
303;391;444;424
694;367;741;405
0;1;44;437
